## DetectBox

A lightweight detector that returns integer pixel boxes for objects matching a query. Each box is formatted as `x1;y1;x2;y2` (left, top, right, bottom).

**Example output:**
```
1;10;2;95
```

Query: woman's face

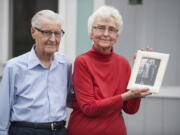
90;17;119;54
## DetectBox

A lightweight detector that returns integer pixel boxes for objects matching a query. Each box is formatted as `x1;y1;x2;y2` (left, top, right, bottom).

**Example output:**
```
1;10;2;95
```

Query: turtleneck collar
89;45;114;61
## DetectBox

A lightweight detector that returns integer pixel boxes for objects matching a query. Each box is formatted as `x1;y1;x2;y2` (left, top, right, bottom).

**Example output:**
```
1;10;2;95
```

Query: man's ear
31;27;36;39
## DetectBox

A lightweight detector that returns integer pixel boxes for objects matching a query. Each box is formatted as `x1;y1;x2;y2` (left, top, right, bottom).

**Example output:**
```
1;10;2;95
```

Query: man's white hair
88;6;123;35
31;10;64;29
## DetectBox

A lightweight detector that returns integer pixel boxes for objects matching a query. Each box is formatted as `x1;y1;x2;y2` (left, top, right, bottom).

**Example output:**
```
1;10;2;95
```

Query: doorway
11;0;58;57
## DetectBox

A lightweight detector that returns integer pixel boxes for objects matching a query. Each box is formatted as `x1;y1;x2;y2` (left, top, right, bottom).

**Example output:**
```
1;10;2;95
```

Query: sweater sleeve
123;98;141;114
123;63;141;114
73;57;124;117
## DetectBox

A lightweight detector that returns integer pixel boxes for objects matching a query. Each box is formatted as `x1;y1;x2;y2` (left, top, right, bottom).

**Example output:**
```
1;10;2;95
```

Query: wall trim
148;86;180;99
58;0;77;62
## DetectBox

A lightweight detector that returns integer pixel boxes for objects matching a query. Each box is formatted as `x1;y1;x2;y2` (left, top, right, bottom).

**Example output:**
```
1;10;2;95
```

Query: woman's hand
122;88;152;101
134;47;153;62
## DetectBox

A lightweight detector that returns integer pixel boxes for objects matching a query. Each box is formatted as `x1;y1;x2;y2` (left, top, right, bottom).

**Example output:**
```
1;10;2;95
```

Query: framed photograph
127;50;169;93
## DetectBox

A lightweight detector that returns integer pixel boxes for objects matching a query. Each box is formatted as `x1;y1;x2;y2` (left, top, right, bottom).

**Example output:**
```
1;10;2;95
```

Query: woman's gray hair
31;10;64;29
88;6;123;35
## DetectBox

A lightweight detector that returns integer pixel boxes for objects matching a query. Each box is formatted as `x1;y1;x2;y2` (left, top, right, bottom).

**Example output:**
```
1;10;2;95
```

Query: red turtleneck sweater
68;46;141;135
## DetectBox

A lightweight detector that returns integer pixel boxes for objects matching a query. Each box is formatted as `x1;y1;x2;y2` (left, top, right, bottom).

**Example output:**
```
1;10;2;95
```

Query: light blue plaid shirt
0;46;73;135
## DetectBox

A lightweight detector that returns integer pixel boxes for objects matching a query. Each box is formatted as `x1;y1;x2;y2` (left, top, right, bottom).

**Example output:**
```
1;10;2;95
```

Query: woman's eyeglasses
93;25;118;34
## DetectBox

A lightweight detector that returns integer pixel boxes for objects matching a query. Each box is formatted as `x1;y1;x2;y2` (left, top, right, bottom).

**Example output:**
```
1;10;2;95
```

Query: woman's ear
90;32;93;40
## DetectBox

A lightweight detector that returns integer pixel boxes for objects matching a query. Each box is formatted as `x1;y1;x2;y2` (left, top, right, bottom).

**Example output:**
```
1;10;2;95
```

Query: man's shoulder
6;52;30;69
55;52;71;64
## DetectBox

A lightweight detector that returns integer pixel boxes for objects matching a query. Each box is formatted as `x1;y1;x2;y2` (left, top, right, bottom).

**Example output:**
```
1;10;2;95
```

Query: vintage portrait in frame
127;50;169;93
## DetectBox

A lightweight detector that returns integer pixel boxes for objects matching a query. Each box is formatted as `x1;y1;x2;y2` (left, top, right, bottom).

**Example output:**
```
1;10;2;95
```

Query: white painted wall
93;0;105;10
0;0;9;76
124;95;180;135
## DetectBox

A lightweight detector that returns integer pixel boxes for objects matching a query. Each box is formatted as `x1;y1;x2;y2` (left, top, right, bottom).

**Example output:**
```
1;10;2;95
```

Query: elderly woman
67;6;151;135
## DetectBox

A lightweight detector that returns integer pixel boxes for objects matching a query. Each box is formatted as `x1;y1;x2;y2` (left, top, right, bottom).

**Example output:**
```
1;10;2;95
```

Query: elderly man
0;10;72;135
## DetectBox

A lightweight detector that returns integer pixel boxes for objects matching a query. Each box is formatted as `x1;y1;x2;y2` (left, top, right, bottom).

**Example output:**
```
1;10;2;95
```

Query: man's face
90;17;119;51
31;18;62;56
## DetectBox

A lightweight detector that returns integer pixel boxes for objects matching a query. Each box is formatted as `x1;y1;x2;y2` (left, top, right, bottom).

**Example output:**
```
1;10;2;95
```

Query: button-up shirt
0;46;73;135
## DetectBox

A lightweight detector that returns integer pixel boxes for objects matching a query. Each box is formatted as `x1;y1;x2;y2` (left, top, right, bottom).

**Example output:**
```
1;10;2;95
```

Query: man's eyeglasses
93;25;118;34
35;27;65;38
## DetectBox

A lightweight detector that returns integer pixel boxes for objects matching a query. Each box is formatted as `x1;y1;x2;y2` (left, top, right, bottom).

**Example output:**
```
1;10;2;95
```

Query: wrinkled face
31;18;62;56
90;17;119;51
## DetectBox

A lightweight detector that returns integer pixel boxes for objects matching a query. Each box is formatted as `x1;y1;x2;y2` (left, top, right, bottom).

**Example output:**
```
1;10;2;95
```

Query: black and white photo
135;58;160;86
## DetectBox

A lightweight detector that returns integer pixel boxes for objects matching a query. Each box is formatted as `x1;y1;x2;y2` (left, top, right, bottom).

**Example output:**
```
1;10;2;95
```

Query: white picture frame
127;50;170;93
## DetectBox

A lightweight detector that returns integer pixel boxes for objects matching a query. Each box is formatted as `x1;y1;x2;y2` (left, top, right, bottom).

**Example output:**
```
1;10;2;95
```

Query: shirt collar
28;45;67;69
28;45;42;69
